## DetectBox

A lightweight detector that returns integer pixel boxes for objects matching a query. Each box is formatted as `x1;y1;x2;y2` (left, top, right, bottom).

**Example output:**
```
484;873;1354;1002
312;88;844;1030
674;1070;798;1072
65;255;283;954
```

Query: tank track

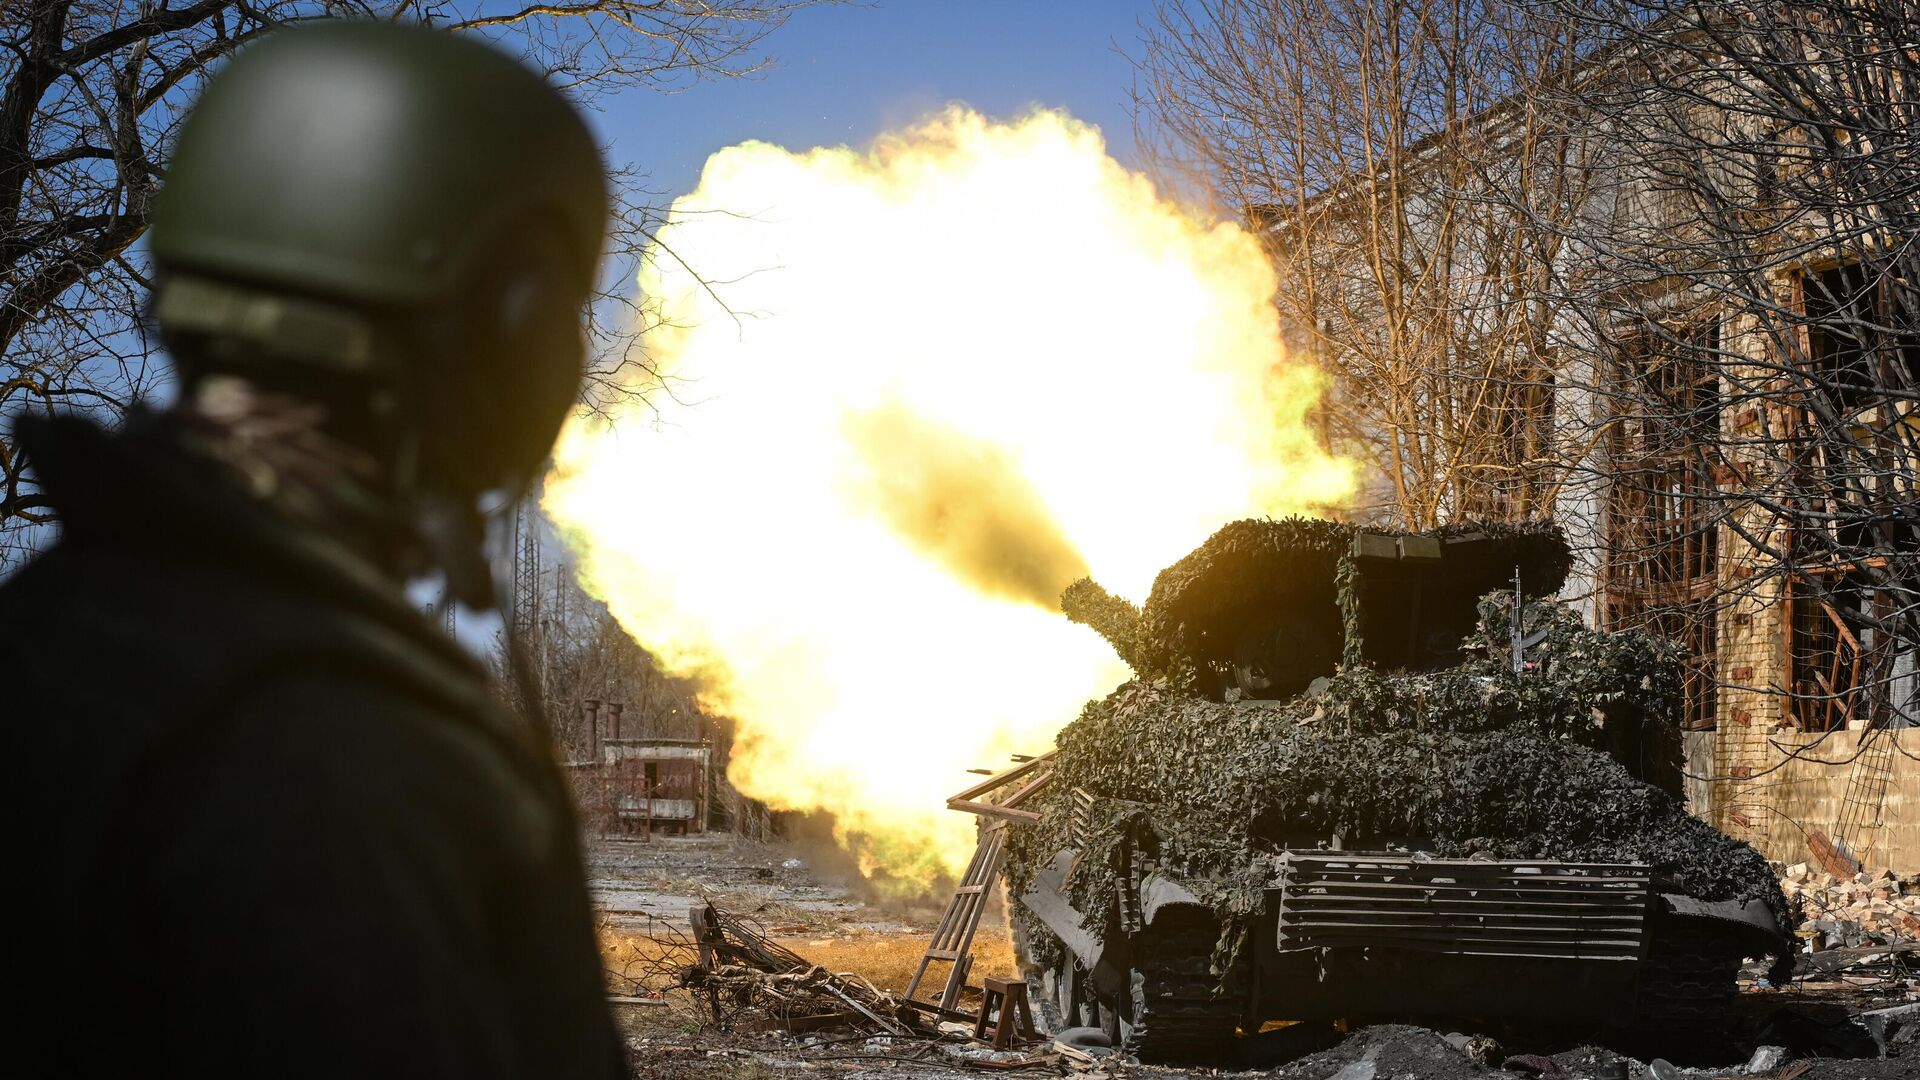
1623;921;1746;1063
1124;912;1247;1064
1636;943;1739;1027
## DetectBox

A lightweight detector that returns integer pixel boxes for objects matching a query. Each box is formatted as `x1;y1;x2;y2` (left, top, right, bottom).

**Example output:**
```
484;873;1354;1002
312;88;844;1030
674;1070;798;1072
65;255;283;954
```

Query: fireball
545;107;1352;890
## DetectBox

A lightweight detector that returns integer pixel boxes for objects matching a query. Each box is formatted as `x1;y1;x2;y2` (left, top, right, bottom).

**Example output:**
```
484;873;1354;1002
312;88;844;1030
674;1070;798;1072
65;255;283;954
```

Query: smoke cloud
545;107;1354;890
842;401;1090;610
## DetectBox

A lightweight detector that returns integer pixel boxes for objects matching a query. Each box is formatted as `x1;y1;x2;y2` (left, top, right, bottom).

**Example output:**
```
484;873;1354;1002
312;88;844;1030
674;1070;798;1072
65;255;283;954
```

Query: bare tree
504;564;708;761
1;0;820;567
488;556;773;830
1529;1;1920;745
1133;0;1598;529
1132;0;1920;863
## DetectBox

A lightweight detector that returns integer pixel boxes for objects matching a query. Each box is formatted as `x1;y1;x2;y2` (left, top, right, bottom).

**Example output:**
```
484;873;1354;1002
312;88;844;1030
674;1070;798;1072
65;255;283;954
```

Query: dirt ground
587;833;1018;996
590;834;1920;1080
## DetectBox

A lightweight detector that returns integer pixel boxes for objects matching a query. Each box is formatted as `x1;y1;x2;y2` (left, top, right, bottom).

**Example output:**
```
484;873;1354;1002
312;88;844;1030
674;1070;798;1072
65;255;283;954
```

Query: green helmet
151;20;606;312
149;20;610;501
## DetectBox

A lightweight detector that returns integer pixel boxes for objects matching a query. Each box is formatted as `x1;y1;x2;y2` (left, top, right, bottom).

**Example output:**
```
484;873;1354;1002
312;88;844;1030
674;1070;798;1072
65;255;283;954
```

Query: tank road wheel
1052;951;1100;1031
1046;960;1102;1034
1011;912;1097;1034
1097;988;1127;1048
1231;612;1338;700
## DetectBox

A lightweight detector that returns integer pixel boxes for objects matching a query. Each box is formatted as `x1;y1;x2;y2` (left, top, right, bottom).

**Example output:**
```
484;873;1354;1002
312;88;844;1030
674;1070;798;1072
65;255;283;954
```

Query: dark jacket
0;414;624;1077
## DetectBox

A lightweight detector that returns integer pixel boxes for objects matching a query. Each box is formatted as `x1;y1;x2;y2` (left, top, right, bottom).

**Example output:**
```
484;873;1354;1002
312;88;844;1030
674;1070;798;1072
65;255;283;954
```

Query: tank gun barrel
1059;577;1165;676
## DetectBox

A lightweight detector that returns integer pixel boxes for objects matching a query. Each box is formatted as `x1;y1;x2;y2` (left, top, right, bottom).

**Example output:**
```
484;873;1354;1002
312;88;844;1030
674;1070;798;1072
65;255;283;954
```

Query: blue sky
5;2;1169;577
586;1;1160;205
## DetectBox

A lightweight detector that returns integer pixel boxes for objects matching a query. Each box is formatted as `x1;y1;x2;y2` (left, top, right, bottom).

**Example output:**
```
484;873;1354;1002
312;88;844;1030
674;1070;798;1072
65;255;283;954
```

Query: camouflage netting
1063;517;1578;681
1009;586;1791;969
1058;578;1161;675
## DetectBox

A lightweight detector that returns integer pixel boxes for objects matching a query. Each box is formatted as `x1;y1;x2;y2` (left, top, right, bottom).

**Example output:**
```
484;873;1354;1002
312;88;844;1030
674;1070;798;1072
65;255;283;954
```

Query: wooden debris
685;901;934;1037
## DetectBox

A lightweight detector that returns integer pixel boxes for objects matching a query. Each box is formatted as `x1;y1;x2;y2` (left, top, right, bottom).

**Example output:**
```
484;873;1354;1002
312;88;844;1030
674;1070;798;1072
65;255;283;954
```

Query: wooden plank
999;771;1056;810
946;751;1056;809
946;800;1042;823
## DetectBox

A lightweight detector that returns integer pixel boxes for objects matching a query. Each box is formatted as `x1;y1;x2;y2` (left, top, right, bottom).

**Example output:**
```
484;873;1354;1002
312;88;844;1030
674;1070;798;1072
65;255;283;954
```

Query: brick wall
1679;304;1920;872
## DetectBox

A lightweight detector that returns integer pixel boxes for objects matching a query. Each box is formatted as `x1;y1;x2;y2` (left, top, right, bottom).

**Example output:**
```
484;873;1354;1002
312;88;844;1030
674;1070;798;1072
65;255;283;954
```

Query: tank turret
1064;517;1574;699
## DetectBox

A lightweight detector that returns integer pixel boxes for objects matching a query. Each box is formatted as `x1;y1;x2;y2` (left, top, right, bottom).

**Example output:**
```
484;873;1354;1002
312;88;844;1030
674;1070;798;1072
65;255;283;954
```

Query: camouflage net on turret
1064;516;1578;680
1006;590;1790;973
1059;578;1165;677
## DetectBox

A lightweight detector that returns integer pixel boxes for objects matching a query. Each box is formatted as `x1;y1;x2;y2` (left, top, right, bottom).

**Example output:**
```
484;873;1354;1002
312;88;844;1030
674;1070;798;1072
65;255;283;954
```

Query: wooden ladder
906;752;1057;1014
905;820;1008;1011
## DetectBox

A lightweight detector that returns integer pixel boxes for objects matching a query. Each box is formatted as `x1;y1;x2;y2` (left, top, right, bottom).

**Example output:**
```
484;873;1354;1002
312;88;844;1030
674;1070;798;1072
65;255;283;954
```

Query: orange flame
545;107;1353;891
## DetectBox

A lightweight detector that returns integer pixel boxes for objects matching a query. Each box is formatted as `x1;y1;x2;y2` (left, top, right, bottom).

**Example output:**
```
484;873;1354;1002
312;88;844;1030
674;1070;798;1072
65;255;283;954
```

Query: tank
1000;517;1792;1065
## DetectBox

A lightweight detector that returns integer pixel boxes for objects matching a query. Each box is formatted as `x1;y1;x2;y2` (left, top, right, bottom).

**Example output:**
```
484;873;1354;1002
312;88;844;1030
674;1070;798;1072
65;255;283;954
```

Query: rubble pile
687;903;931;1036
1783;863;1920;949
681;962;917;1035
1263;1024;1488;1080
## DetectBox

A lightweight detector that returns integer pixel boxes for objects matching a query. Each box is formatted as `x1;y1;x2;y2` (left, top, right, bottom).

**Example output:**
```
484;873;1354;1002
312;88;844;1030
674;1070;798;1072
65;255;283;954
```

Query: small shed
598;738;712;836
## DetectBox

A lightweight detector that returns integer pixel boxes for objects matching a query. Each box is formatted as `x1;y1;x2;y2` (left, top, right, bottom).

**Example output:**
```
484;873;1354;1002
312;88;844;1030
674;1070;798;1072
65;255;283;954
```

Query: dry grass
596;917;1018;1013
774;926;1018;997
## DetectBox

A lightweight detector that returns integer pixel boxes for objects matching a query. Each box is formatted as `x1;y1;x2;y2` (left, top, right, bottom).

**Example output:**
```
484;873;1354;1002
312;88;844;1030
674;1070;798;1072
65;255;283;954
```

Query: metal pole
699;742;712;834
1511;566;1526;676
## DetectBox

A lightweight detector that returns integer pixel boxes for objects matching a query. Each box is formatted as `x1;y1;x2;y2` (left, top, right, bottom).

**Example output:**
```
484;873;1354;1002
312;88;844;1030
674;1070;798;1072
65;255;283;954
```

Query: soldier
0;22;625;1076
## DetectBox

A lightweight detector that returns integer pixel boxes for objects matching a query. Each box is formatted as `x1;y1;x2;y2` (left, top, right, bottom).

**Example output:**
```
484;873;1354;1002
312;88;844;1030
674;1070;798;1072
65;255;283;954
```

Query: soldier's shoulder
2;532;503;758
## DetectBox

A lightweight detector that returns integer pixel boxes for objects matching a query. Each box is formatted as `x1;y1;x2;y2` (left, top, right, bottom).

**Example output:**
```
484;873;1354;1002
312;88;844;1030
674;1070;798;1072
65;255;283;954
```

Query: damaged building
1248;13;1920;875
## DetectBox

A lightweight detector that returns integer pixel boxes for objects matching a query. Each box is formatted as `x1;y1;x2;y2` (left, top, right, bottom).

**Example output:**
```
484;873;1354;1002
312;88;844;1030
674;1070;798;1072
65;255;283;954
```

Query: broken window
1801;262;1920;416
1787;263;1920;555
1603;591;1719;733
1786;567;1920;731
1604;318;1720;730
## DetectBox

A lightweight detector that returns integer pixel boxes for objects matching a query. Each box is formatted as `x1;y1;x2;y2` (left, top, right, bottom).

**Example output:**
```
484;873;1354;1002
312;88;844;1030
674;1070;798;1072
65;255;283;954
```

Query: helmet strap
153;276;379;375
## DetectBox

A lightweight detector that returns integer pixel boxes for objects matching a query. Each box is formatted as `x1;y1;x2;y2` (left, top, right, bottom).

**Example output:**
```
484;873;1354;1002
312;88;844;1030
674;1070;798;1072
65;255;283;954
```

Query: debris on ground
1262;1024;1490;1080
1782;862;1920;949
1788;944;1920;1000
598;839;1917;1078
1548;1044;1643;1079
685;901;930;1036
1856;1001;1920;1056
